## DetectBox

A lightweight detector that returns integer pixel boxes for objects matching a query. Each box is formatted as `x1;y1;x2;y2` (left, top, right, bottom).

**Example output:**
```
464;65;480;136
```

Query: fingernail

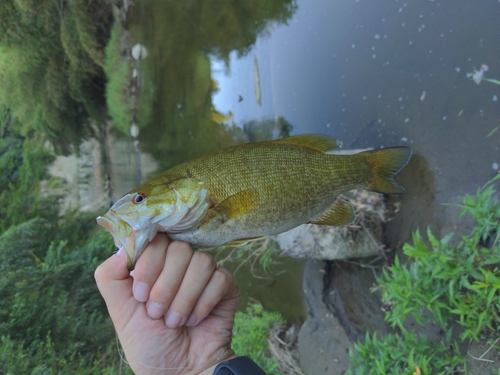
165;311;182;329
186;313;197;326
115;247;126;257
133;282;150;302
147;302;165;319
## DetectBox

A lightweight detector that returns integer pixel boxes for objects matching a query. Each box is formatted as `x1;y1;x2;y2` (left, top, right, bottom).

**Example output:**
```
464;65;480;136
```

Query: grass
232;303;285;375
348;174;500;374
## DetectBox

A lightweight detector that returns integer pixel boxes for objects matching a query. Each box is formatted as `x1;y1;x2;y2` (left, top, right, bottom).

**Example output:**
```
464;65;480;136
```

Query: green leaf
486;287;496;307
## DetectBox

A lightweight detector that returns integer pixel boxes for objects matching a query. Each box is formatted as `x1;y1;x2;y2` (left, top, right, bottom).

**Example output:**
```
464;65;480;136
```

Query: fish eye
133;192;146;204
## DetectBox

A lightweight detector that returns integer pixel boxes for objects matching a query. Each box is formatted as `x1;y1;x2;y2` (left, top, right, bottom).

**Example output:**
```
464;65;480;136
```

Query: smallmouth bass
97;134;412;269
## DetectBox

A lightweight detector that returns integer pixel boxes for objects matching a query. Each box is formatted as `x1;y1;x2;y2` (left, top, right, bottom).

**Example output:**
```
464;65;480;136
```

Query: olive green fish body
97;134;412;268
163;144;366;245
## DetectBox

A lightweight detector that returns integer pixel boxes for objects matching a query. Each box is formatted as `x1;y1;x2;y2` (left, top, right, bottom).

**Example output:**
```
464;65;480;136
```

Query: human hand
95;233;240;375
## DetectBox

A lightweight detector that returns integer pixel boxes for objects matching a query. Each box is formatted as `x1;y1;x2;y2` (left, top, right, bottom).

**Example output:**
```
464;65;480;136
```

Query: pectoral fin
212;190;259;222
309;199;355;226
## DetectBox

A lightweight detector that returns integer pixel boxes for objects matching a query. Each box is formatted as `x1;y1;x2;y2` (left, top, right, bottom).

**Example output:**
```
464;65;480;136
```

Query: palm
113;279;237;375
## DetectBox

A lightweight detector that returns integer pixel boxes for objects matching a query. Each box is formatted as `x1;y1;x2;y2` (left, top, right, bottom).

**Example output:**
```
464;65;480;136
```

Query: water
123;0;500;323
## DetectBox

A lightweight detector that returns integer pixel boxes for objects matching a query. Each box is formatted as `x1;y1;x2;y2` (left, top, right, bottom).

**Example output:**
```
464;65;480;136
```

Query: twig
479;337;499;360
360;221;384;251
339;258;381;270
467;337;499;363
467;352;494;363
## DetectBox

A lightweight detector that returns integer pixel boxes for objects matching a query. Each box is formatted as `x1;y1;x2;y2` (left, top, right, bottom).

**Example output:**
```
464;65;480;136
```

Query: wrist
212;356;267;375
197;355;238;375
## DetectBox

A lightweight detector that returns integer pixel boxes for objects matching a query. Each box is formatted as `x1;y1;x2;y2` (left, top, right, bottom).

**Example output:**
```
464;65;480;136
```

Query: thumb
95;247;137;325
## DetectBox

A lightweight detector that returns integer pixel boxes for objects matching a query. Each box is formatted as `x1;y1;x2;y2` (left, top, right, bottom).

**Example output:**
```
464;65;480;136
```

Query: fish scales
167;144;352;229
97;134;412;268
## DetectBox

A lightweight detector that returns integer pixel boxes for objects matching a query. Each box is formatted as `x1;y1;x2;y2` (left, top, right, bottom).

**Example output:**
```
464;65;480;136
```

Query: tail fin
360;147;412;194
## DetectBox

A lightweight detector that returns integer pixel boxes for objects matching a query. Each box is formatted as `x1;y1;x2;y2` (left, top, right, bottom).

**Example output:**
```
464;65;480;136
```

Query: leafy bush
348;175;500;374
0;133;58;233
0;0;111;153
0;131;127;373
349;330;464;375
232;303;284;375
0;217;121;373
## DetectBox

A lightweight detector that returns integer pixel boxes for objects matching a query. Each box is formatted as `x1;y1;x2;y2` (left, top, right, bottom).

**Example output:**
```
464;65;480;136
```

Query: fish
97;134;412;269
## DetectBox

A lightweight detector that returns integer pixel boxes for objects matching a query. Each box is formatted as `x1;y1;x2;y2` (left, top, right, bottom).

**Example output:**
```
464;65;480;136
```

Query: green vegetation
0;1;299;373
0;0;111;154
104;23;132;135
348;175;500;375
233;303;285;375
0;128;126;373
0;131;56;232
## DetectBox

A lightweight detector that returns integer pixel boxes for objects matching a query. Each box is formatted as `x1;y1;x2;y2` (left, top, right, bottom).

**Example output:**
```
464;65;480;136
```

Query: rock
274;190;386;260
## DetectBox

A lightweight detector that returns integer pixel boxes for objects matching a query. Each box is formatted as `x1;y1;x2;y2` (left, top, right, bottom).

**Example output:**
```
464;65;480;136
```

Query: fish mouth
96;215;117;237
97;214;136;270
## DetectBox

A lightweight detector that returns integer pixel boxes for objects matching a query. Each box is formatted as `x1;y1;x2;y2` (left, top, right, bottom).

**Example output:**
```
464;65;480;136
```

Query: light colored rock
45;133;158;213
274;190;386;260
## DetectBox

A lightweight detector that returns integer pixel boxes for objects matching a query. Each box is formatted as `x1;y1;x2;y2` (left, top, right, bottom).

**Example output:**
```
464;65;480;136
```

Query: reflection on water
127;0;297;172
216;246;305;323
124;0;500;325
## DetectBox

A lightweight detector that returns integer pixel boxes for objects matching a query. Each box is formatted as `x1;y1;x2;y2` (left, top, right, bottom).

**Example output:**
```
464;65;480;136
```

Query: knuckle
149;282;178;304
192;251;216;269
195;297;215;314
171;297;197;318
94;265;104;283
134;260;163;285
212;268;230;285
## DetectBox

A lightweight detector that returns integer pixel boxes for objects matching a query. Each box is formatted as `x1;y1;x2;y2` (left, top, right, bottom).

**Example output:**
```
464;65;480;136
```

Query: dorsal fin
272;134;342;152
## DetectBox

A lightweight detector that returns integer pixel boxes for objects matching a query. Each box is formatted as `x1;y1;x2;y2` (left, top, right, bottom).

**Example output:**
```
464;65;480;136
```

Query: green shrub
0;216;120;373
232;303;284;375
0;133;126;373
349;175;500;374
0;133;58;232
349;330;464;375
0;0;111;153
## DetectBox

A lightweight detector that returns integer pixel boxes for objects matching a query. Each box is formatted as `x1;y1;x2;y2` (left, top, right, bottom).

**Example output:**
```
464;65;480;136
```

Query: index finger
131;233;171;302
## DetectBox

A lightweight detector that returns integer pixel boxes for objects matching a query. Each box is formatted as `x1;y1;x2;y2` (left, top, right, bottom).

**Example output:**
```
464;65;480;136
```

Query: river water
118;0;500;324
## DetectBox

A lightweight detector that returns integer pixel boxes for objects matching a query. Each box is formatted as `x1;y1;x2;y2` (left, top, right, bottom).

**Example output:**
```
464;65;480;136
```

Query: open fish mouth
96;215;118;237
97;214;137;269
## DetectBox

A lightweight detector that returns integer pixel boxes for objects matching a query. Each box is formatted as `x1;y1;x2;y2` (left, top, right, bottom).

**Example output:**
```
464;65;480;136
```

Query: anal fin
309;199;355;226
226;237;264;246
